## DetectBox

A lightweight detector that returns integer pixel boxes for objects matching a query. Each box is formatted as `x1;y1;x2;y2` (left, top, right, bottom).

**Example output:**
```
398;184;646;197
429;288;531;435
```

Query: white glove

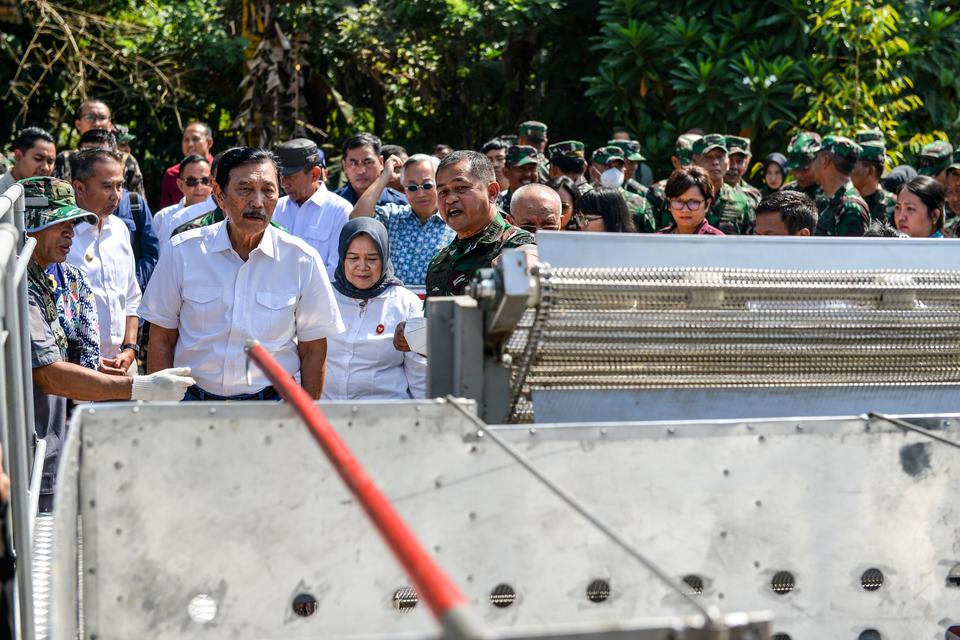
130;367;196;401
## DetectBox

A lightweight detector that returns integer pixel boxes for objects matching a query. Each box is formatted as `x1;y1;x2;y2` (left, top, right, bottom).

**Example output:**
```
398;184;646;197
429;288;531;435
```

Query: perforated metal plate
51;400;960;638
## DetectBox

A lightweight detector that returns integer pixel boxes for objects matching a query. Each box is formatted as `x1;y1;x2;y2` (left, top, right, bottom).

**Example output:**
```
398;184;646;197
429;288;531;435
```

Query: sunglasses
406;182;434;192
184;177;211;187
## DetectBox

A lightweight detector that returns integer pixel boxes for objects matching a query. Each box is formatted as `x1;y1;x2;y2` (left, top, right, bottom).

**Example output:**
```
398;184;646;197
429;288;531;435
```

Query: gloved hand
130;367;196;401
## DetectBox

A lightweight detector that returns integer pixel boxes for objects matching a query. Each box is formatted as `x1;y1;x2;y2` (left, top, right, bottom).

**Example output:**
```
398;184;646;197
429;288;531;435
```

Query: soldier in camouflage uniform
425;150;535;298
851;141;896;223
647;133;701;228
590;146;656;233
498;145;540;215
783;131;824;207
608;140;647;197
691;134;754;234
547;140;590;192
518;121;550;183
918;140;954;186
810;136;869;236
945;153;960;231
724;135;762;209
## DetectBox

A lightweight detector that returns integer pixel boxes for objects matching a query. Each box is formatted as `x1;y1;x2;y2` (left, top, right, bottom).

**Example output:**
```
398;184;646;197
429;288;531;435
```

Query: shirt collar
211;220;278;260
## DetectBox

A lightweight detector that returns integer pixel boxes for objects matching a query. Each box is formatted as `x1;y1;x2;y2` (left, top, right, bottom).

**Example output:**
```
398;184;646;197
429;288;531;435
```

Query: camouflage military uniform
646;179;671;229
517;121;550;183
862;187;897;224
815;179;869;236
621;187;656;233
708;182;754;235
425;213;534;298
736;179;762;209
783;181;824;205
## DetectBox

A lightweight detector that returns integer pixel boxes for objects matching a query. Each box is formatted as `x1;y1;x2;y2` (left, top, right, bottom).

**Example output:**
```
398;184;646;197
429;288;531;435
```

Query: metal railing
0;182;38;640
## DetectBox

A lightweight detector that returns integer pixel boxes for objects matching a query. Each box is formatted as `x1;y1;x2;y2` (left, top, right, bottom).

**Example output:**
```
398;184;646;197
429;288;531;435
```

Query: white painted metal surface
49;399;959;638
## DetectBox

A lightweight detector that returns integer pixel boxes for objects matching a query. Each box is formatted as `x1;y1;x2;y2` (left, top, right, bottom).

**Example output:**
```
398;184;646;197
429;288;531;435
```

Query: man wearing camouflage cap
725;135;762;209
783;131;824;205
810;136;869;236
548;140;589;188
918;140;954;185
517;121;550;182
499;144;540;215
590;146;655;233
851;141;896;224
646;132;702;228
22;177;195;510
608;140;647;197
691;134;754;234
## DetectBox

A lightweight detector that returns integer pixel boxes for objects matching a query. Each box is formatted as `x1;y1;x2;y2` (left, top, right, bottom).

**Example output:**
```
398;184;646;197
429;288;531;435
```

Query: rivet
722;469;730;477
208;407;217;415
131;405;140;414
755;500;762;507
600;428;608;437
667;427;676;435
529;427;537;435
87;408;96;415
794;424;802;432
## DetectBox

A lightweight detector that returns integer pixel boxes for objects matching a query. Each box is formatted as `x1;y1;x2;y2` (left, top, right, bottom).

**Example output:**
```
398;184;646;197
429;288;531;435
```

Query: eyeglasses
669;198;705;211
406;182;434;192
80;113;110;123
183;177;211;187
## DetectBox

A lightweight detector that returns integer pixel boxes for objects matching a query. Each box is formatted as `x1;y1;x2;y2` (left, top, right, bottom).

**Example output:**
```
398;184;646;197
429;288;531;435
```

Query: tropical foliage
0;0;958;193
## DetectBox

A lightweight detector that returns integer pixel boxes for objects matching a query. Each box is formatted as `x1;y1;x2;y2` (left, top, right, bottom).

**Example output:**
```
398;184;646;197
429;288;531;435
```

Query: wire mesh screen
505;267;960;422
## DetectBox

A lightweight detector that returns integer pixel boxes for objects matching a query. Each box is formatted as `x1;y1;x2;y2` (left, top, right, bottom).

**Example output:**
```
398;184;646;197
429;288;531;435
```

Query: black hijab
333;217;403;300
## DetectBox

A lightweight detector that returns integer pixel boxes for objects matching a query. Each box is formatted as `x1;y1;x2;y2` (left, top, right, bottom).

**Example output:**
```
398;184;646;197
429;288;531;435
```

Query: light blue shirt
374;203;455;286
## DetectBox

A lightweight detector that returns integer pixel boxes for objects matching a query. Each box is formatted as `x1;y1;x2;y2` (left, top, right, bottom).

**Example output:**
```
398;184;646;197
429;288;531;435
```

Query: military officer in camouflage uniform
918;140;954;186
590;146;655;233
810;136;869;236
498;145;540;215
646;133;701;228
725;136;762;209
691;134;753;234
945;153;960;231
608;140;647;197
424;150;535;298
783;131;824;206
517;121;550;183
851;141;896;223
547;140;589;191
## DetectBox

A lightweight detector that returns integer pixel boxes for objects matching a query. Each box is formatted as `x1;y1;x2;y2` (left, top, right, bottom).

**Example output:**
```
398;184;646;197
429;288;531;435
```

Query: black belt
185;384;280;401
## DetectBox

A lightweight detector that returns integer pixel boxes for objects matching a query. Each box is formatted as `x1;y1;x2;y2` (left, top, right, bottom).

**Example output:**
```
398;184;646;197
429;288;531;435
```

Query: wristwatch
121;343;141;356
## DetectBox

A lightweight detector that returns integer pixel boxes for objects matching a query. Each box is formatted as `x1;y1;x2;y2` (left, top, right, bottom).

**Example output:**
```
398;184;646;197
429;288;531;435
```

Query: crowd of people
5;97;958;509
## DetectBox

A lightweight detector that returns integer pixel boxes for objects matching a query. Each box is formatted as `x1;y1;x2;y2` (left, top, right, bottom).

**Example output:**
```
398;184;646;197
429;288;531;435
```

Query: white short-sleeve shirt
323;287;427;400
139;220;345;396
272;184;351;279
66;214;141;359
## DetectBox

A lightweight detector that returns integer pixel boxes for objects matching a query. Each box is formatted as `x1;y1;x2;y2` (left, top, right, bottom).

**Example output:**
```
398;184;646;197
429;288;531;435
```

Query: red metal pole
244;341;481;636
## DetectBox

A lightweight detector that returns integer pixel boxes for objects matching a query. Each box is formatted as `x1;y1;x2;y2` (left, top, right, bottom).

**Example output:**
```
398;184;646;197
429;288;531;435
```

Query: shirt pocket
182;286;223;335
254;291;298;342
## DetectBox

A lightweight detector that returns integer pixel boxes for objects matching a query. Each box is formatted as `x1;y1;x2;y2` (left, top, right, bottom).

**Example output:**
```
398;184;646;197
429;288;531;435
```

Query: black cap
276;138;325;175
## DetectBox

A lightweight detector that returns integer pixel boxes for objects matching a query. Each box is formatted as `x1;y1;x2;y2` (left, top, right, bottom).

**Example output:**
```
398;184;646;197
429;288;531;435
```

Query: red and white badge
376;324;385;334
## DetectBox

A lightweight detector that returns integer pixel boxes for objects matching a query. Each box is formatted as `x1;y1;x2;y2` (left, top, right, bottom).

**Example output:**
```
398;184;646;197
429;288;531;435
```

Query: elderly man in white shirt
140;147;344;401
67;148;141;374
272;138;352;279
152;155;213;246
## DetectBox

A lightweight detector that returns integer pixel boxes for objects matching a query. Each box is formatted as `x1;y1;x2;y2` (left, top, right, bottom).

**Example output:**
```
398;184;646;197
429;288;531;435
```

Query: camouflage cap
113;124;135;145
675;133;702;165
21;177;97;233
692;133;728;157
607;140;645;162
725;135;752;156
855;128;884;145
919;140;954;176
548;140;585;159
857;141;886;164
948;150;960;174
505;144;540;167
517;121;547;141
591;145;625;166
785;131;822;169
820;136;861;164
